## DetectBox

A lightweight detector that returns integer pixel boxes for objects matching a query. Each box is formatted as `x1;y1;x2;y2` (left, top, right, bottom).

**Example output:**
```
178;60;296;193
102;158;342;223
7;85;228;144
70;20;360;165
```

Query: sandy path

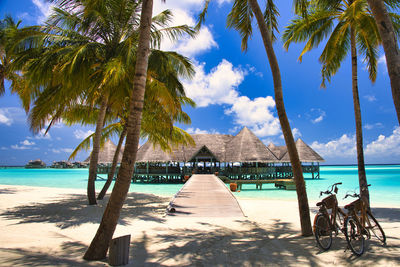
0;185;399;266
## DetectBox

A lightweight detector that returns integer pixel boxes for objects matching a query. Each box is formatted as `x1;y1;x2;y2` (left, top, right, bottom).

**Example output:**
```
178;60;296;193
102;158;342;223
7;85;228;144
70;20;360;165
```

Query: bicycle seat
316;201;323;206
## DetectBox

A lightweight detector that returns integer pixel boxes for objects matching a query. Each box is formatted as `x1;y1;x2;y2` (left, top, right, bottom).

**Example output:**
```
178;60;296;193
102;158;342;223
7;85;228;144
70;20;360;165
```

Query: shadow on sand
0;192;169;228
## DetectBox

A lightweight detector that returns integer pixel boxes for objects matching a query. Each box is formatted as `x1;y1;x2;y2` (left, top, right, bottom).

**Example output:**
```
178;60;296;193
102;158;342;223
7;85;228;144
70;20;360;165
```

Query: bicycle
313;182;347;250
343;185;386;256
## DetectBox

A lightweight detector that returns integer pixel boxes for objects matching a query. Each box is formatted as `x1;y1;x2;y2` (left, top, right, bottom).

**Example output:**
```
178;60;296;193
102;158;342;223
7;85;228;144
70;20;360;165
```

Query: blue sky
0;0;399;165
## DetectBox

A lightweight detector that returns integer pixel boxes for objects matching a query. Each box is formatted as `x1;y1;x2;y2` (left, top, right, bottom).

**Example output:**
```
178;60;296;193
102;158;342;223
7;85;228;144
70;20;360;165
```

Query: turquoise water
0;165;399;206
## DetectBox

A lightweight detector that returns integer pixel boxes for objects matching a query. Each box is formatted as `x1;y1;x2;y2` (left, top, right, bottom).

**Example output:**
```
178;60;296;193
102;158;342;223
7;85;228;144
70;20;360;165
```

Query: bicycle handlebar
319;182;342;197
343;184;371;199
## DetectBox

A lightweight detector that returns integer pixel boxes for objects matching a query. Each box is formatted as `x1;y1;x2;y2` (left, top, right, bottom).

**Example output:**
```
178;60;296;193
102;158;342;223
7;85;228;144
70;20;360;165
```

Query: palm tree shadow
127;219;400;266
0;192;169;228
0;241;104;266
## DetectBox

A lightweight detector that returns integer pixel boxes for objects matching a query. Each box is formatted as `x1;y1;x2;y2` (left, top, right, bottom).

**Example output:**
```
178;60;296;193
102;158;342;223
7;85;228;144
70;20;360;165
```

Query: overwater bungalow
25;159;46;168
96;127;324;183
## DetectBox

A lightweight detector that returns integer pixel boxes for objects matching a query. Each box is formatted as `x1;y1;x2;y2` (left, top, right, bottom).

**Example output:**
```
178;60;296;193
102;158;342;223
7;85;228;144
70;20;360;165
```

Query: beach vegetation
283;0;400;207
9;0;196;205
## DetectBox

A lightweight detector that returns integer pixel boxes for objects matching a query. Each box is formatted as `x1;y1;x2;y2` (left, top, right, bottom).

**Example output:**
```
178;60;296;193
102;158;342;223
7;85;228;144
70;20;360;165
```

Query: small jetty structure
96;127;324;188
167;174;244;217
25;159;46;168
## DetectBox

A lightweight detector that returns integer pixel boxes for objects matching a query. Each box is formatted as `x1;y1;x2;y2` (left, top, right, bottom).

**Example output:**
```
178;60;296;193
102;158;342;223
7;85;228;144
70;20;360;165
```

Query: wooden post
108;235;130;266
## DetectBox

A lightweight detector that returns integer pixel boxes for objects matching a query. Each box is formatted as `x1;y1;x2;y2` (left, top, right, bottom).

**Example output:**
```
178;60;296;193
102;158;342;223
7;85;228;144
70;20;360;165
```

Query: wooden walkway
167;174;245;217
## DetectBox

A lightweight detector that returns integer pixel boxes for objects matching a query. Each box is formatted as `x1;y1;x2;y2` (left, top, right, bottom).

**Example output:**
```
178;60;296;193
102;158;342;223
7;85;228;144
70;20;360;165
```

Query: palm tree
83;0;155;260
282;0;399;205
0;16;26;100
366;0;400;125
197;0;313;236
12;0;195;205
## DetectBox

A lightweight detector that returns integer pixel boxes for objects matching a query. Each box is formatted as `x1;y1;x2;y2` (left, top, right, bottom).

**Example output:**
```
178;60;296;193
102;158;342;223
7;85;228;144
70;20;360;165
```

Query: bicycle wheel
366;210;386;244
345;216;365;256
314;214;332;250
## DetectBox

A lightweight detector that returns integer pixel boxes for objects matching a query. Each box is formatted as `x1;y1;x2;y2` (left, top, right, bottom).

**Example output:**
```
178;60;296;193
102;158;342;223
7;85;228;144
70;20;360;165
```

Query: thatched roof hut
135;127;324;163
267;143;288;160
279;138;324;163
225;127;277;162
84;139;123;164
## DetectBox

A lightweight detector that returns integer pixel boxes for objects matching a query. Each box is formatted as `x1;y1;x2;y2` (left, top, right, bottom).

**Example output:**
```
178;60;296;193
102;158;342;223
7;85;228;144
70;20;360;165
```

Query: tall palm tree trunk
367;0;400;125
87;96;108;205
97;126;127;200
83;0;153;260
248;0;312;236
350;26;370;207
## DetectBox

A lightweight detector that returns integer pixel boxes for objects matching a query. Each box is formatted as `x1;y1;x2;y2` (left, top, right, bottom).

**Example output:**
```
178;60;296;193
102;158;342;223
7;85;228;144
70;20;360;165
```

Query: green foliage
283;0;400;87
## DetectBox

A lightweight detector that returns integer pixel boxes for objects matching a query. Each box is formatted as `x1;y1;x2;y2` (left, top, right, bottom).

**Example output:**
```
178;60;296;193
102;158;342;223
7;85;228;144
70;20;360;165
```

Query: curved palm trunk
248;0;312;236
350;26;370;207
83;0;153;260
97;126;127;200
87;96;108;205
367;0;400;125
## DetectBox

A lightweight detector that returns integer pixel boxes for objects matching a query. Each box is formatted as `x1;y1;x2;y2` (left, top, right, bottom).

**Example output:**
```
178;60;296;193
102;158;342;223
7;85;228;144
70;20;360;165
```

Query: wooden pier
167;174;245;217
233;179;296;190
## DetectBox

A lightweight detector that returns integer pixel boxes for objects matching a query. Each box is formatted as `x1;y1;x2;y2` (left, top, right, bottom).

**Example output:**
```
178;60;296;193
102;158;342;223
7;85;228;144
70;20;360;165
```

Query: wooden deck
234;179;296;190
167;174;245;217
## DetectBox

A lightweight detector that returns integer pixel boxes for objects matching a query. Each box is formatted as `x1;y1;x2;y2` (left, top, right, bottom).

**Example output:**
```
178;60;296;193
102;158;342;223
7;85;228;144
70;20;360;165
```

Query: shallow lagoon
0;165;399;206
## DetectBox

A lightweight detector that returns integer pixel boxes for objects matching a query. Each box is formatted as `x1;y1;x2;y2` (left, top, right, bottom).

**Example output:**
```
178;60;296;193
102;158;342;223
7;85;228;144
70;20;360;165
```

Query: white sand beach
0;184;399;266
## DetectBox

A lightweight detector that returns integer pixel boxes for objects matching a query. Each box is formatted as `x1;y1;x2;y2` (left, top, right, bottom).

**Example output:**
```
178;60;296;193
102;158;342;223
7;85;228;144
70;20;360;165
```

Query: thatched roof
135;134;233;162
267;143;288;160
134;128;324;163
279;138;324;163
225;127;277;162
136;142;176;162
84;139;123;163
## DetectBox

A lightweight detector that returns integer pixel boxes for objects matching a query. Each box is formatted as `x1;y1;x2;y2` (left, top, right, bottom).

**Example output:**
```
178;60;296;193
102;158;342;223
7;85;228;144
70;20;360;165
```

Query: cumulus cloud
154;2;218;57
184;59;244;107
32;0;54;23
186;127;220;134
21;140;35;146
11;144;30;150
225;96;280;137
74;129;94;140
51;148;74;154
292;128;302;139
27;129;51;140
311;134;356;159
365;127;400;157
0;107;26;126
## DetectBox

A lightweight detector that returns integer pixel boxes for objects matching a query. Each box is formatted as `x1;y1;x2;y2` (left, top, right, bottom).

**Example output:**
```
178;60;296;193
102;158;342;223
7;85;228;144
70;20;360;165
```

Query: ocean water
0;165;399;206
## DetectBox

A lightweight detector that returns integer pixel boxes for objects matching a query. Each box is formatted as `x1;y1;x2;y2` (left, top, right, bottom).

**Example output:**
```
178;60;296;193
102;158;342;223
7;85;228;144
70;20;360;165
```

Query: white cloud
378;54;386;66
365;127;400;157
154;2;218;57
186;127;220;134
21;140;35;146
364;95;377;102
292;128;302;139
225;96;281;137
1;147;8;150
364;122;383;130
184;59;244;107
74;129;94;140
307;108;326;124
0;107;25;126
11;144;30;150
32;0;54;23
311;134;356;158
28;129;51;140
51;148;74;154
